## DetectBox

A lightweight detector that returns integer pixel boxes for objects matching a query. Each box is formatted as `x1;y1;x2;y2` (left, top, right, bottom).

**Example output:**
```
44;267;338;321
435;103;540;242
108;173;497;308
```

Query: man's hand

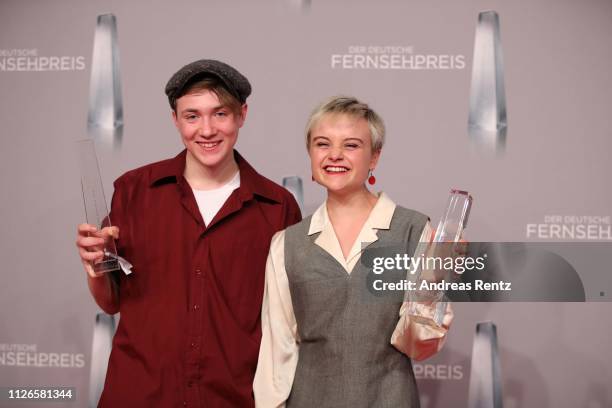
76;224;119;278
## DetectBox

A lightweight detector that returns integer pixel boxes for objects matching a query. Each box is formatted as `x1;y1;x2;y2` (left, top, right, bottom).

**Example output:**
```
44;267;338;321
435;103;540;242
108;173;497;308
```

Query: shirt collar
148;149;282;203
307;191;396;236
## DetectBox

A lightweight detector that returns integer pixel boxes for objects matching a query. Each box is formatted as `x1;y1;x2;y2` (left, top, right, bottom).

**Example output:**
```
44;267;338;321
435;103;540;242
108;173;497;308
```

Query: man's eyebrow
180;105;227;114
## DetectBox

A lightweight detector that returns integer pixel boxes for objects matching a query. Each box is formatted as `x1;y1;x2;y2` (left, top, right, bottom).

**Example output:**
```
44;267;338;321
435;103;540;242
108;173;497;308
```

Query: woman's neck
326;186;379;260
326;187;378;220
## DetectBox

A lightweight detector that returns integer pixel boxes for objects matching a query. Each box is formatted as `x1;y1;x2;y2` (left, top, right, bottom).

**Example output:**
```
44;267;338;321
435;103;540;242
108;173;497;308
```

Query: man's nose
199;117;216;138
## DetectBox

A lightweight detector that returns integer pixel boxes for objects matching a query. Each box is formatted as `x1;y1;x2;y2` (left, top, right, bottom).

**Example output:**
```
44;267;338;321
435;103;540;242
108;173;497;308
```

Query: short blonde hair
305;96;385;151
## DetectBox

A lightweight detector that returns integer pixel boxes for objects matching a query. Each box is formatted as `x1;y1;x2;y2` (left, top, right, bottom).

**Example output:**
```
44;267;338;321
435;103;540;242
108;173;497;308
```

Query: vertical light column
88;14;123;146
468;11;507;152
468;321;503;408
288;0;311;11
89;313;116;408
282;176;304;214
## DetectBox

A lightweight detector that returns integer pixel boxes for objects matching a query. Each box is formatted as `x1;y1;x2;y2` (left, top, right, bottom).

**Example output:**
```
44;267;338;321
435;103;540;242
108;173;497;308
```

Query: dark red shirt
99;150;301;408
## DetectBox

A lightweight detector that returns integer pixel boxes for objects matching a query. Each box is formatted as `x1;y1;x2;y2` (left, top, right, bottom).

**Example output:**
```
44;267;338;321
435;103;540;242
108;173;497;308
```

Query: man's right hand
76;224;119;278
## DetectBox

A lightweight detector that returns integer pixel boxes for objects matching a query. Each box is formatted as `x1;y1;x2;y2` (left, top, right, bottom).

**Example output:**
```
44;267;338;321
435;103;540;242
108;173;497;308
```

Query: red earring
368;169;376;185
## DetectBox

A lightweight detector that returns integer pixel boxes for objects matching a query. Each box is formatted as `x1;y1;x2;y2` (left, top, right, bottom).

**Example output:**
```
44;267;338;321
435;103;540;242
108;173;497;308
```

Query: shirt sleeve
254;230;299;408
390;221;455;361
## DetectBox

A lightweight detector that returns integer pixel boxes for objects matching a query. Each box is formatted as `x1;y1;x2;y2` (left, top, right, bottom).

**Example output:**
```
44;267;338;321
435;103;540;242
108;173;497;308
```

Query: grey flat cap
164;59;252;106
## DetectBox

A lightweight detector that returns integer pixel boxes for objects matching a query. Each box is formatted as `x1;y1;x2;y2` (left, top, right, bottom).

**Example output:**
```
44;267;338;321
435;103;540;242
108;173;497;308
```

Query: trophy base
94;257;120;274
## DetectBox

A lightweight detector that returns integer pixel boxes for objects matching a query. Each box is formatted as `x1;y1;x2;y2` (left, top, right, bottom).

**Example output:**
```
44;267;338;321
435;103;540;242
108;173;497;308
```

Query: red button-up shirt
99;150;301;408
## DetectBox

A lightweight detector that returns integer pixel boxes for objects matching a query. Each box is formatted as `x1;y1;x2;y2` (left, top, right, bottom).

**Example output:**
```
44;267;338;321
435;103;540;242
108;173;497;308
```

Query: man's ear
237;103;248;128
171;110;178;128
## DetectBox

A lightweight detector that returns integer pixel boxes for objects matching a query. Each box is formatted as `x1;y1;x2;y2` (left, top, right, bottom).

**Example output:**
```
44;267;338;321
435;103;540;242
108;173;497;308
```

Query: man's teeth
200;142;220;148
326;166;348;173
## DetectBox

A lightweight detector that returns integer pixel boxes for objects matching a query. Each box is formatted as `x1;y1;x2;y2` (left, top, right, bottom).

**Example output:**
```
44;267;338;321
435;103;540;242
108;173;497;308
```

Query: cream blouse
253;192;454;408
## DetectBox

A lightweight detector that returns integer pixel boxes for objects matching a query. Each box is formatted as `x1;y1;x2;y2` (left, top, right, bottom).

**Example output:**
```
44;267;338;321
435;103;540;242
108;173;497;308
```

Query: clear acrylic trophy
282;176;304;214
468;10;507;152
433;189;473;243
409;189;473;326
76;139;127;274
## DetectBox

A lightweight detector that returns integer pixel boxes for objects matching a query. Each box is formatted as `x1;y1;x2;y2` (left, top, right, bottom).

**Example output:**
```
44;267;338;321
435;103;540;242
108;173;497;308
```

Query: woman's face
309;113;380;196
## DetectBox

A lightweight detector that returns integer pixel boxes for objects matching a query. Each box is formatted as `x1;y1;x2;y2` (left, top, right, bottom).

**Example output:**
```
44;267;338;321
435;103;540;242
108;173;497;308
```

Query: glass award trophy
88;13;123;131
433;189;473;244
468;10;507;152
88;13;123;148
409;189;473;326
76;139;126;274
468;321;503;408
282;176;304;214
89;312;116;407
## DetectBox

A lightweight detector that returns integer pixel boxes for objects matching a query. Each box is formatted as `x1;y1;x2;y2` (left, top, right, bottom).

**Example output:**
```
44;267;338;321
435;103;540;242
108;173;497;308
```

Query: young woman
254;97;453;408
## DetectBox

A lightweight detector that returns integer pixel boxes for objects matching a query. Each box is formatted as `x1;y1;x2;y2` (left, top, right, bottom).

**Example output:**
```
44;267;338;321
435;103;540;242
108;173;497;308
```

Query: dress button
190;342;196;348
193;304;200;310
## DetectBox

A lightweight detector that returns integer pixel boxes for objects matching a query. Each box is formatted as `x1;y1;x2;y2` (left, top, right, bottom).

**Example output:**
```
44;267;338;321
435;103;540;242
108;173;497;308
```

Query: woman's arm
254;231;300;408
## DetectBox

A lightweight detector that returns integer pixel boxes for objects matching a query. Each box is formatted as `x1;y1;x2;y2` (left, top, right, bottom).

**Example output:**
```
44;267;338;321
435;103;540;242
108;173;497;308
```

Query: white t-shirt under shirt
192;171;240;226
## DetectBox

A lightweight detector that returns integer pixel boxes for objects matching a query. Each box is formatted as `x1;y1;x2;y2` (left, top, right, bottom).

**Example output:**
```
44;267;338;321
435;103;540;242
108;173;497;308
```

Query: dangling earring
368;169;376;185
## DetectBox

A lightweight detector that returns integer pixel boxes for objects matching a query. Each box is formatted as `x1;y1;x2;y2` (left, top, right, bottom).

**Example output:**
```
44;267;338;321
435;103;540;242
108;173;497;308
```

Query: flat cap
164;59;252;106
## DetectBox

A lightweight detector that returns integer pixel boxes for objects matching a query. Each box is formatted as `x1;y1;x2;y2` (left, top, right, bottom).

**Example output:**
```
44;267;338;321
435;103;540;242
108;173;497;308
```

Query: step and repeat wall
1;0;611;407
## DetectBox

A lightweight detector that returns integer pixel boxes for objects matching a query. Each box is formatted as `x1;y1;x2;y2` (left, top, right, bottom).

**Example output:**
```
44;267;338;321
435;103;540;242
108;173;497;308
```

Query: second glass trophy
409;189;473;326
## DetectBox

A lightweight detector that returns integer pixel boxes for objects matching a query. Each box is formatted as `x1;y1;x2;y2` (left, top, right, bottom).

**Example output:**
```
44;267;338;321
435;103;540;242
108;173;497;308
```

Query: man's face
172;89;247;171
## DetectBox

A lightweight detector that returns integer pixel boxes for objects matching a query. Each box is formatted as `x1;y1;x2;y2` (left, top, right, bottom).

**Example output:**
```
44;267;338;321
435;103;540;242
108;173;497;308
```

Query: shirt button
183;402;187;407
193;304;200;310
190;342;196;348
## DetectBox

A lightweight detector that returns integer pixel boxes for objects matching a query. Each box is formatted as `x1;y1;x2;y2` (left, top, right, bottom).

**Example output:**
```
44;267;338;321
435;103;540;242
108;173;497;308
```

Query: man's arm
282;191;302;228
76;177;131;315
76;224;120;314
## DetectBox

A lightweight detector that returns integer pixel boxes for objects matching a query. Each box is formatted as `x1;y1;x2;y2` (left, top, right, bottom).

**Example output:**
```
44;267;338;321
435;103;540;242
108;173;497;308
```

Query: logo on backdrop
526;215;612;240
331;45;465;70
0;49;86;72
0;343;85;368
413;363;464;380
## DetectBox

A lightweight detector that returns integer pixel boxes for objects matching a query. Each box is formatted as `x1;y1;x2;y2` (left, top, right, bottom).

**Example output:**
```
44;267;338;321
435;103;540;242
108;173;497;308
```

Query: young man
76;59;301;407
